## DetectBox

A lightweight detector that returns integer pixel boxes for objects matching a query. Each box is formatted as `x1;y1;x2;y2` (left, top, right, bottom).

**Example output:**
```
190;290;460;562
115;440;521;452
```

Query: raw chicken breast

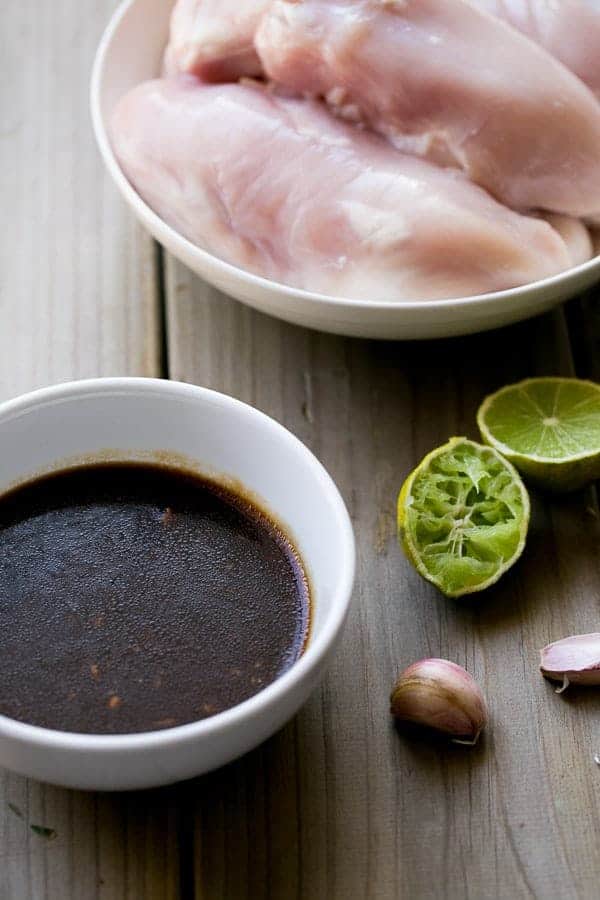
163;0;268;81
256;0;600;217
542;216;593;265
111;79;572;302
473;0;600;98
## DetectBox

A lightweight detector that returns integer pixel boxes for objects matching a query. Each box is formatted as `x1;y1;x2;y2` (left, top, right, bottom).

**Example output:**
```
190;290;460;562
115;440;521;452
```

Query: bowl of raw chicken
92;0;600;340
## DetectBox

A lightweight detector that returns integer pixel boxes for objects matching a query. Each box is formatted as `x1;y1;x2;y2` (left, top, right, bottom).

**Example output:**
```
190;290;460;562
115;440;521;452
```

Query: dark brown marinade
0;464;309;734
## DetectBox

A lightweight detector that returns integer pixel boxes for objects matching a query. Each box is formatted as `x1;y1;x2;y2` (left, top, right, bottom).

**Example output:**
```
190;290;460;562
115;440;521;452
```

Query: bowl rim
91;0;600;314
0;377;356;751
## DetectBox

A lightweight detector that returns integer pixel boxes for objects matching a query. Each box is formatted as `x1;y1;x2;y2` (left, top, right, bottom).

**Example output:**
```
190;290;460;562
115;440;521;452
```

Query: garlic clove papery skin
390;658;487;743
540;633;600;689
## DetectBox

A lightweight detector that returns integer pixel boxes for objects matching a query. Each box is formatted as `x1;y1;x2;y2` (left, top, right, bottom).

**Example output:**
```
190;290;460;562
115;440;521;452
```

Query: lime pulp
398;437;530;598
477;377;600;492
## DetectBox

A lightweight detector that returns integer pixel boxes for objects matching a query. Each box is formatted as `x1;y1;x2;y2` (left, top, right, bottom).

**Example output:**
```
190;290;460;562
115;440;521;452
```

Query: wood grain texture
0;0;159;399
166;261;600;900
0;3;179;899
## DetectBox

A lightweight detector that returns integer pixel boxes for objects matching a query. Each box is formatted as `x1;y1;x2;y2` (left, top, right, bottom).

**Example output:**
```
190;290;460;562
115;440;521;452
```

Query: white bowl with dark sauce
0;378;354;790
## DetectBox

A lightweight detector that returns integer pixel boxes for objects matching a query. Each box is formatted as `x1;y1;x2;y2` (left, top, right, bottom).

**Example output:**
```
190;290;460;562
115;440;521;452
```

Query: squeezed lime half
477;377;600;492
398;438;530;598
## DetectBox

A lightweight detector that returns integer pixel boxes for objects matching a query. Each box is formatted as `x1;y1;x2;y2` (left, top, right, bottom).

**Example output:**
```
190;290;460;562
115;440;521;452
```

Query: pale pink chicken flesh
110;78;574;302
541;215;593;266
164;0;600;99
473;0;600;99
256;0;600;218
163;0;269;81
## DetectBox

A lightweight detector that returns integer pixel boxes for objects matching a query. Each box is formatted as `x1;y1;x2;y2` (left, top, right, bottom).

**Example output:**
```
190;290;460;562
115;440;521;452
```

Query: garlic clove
540;632;600;691
390;658;487;745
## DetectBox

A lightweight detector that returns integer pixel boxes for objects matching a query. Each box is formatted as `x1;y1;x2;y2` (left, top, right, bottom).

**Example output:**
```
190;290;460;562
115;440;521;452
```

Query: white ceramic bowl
0;378;355;790
91;0;600;340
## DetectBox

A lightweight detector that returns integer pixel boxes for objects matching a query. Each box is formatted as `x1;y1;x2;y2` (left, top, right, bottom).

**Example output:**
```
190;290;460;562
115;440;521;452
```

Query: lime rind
398;438;530;598
477;377;600;491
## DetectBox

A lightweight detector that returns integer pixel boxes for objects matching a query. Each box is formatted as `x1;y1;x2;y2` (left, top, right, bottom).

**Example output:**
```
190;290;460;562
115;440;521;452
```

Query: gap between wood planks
155;244;195;900
156;246;170;381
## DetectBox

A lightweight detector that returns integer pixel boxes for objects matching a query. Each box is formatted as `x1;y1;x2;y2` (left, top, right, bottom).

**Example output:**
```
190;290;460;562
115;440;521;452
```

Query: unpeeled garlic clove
540;632;600;693
390;658;487;745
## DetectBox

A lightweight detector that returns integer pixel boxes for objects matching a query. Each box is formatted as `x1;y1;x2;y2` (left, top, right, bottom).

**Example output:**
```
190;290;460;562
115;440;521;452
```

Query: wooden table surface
2;3;600;898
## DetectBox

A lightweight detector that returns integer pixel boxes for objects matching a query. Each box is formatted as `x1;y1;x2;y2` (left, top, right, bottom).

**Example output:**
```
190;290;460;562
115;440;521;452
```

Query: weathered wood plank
0;4;159;396
0;2;181;898
166;261;600;900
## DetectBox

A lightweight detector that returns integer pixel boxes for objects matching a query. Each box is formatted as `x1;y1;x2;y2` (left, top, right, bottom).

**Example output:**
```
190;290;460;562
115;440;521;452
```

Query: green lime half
398;438;530;598
477;377;600;492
